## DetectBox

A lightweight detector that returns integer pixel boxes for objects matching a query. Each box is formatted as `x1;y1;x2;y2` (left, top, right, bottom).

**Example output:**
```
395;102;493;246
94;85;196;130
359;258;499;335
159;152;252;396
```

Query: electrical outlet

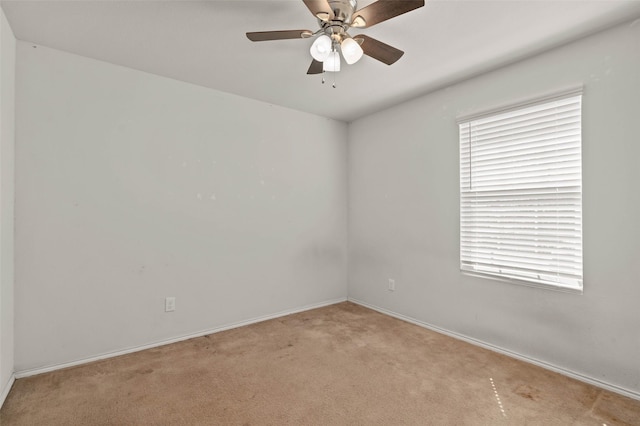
165;297;176;312
388;279;395;292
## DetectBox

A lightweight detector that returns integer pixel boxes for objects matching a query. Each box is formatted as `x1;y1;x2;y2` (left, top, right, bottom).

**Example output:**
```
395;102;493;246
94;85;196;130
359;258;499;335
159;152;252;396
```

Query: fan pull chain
319;71;335;88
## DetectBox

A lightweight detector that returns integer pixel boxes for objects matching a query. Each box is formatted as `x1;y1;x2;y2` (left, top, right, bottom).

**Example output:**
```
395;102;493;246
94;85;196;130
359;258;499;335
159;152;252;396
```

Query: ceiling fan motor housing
325;0;357;24
319;0;357;43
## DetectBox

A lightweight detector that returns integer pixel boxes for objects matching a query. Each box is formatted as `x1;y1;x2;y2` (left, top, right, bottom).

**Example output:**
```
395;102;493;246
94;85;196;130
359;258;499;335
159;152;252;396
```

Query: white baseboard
1;373;15;409
15;297;347;379
348;297;640;401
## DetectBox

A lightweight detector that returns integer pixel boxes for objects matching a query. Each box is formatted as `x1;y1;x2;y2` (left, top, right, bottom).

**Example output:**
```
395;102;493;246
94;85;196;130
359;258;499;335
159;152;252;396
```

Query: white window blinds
459;92;583;290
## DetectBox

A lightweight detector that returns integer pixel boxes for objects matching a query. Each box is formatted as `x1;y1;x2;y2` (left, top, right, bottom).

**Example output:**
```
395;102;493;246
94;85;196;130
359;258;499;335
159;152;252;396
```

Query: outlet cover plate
165;297;176;312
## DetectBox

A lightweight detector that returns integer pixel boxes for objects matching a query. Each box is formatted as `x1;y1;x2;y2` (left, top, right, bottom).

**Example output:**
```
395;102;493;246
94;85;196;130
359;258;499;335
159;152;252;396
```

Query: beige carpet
1;302;639;425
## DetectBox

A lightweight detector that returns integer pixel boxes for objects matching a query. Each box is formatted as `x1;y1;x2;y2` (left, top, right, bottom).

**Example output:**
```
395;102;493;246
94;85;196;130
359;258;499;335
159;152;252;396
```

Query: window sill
461;270;584;295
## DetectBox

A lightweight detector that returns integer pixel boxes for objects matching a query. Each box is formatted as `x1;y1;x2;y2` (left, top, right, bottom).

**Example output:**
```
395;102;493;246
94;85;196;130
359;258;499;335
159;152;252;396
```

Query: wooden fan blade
355;34;404;65
246;30;313;42
307;59;323;75
352;0;424;29
302;0;334;21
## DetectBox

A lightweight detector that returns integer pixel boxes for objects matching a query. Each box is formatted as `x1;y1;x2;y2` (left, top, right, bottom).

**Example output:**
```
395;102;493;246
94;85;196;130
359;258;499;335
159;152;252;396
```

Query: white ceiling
3;0;640;122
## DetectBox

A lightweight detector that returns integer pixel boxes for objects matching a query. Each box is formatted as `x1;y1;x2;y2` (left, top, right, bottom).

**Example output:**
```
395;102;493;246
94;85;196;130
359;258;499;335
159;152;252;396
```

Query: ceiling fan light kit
324;50;342;72
341;37;364;65
246;0;425;85
310;35;332;61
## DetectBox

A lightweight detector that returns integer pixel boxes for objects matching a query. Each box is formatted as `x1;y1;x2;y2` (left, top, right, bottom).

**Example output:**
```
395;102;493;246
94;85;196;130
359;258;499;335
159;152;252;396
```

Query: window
459;91;583;291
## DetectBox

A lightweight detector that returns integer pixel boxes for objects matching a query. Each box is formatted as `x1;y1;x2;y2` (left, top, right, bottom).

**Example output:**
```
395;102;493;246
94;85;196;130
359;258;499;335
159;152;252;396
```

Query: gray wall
14;43;348;371
9;13;640;399
348;21;640;395
0;7;16;402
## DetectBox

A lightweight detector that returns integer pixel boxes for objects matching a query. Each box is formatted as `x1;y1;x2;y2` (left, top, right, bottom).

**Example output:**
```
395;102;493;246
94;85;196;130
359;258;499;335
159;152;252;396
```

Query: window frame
457;89;584;293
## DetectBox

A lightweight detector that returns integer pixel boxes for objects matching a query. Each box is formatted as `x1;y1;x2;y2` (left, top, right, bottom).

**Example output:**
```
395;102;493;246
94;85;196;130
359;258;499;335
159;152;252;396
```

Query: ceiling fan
246;0;425;79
